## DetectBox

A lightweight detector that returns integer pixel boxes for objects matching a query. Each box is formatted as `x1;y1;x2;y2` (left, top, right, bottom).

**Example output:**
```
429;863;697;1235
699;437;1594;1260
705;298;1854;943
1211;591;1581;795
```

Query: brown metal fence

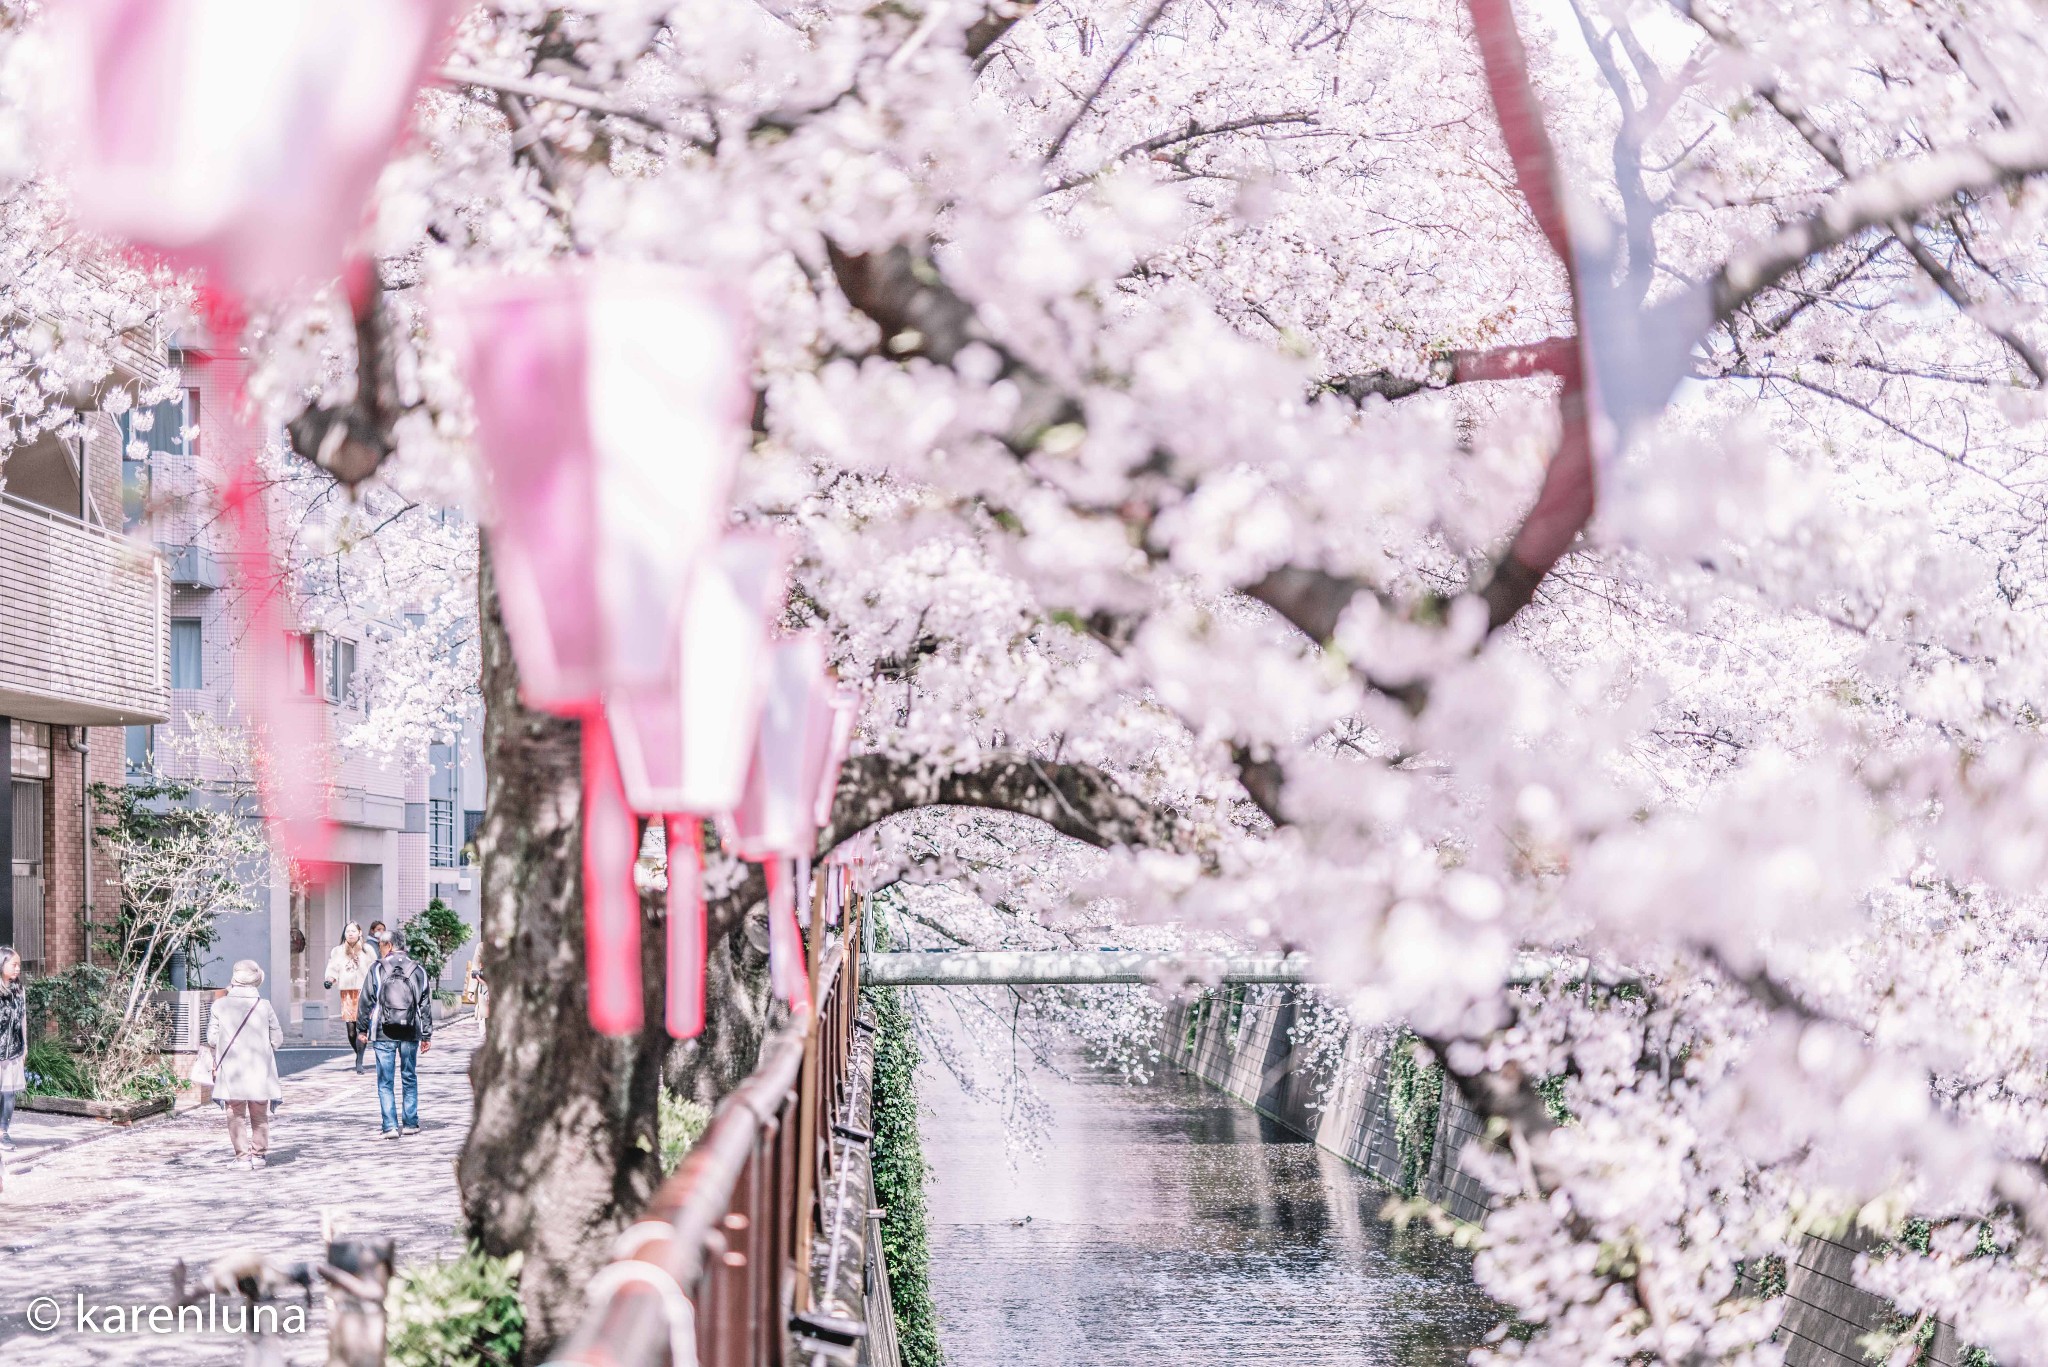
549;900;866;1367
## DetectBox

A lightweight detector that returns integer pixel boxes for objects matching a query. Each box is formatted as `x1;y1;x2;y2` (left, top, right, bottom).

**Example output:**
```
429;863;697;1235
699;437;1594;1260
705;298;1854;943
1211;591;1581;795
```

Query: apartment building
1;337;171;972
123;343;465;1040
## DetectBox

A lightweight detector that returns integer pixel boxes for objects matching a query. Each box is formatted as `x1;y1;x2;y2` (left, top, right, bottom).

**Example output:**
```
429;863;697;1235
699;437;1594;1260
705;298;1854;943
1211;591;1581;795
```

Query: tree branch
437;64;663;128
284;273;395;486
1462;0;1597;631
966;2;1039;67
1322;335;1576;404
1465;0;1577;283
1044;0;1174;165
817;752;1193;857
1683;8;2047;383
1043;112;1318;196
1702;128;2048;327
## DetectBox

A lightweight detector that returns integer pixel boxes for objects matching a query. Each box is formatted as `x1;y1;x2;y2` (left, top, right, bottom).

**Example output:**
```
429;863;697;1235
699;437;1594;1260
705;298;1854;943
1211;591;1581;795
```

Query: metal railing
549;906;867;1367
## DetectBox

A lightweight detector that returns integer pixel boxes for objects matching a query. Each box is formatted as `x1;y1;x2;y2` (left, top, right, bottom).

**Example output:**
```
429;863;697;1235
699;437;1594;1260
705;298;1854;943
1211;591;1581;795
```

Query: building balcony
0;494;169;726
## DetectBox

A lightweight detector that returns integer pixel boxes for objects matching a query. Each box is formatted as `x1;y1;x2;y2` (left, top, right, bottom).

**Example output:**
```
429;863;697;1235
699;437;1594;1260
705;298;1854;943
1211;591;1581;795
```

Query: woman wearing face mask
0;948;25;1152
323;923;375;1073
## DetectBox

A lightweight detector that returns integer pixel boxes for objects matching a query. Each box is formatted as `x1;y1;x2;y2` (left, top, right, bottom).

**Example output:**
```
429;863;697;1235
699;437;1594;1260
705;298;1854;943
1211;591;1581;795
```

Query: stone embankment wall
1160;988;1973;1367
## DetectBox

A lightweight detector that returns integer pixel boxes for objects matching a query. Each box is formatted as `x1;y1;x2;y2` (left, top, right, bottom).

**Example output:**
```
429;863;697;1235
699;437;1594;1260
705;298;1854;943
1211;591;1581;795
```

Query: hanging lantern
724;636;837;861
722;636;851;1008
446;264;753;1037
812;687;860;831
443;263;753;713
58;0;458;299
607;532;791;817
606;531;790;1041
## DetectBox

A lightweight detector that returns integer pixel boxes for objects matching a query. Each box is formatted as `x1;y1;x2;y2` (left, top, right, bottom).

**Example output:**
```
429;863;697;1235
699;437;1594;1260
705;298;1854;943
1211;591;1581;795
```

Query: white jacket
206;987;283;1102
324;941;375;994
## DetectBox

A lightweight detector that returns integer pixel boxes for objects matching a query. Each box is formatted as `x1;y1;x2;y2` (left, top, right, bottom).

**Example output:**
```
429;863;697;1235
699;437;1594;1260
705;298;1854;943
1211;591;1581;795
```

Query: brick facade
36;726;125;971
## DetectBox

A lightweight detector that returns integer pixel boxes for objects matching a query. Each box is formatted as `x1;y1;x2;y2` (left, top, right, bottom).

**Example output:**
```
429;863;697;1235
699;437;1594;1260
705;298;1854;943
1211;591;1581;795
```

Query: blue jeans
373;1037;419;1132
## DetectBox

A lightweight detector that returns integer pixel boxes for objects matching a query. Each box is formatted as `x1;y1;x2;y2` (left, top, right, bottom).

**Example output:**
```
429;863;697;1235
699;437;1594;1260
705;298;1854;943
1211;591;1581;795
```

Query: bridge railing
549;913;865;1367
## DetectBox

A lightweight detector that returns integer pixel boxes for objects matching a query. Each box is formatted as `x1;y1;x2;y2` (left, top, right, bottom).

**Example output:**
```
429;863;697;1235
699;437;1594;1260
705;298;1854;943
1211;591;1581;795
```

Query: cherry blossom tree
17;0;2048;1360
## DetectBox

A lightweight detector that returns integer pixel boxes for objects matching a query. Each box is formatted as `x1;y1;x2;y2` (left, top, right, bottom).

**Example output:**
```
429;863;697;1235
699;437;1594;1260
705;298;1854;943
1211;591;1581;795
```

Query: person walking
0;948;26;1152
208;960;283;1169
463;958;489;1034
358;931;432;1138
323;923;375;1073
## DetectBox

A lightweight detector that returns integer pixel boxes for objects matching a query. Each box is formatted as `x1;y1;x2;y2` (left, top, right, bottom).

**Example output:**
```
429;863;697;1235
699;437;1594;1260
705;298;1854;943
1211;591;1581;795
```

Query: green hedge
386;1245;524;1367
866;983;942;1367
1387;1028;1444;1199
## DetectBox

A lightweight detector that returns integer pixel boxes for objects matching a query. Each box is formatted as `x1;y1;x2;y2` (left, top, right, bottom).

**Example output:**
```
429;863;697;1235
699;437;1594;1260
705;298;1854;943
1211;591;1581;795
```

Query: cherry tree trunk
458;552;674;1361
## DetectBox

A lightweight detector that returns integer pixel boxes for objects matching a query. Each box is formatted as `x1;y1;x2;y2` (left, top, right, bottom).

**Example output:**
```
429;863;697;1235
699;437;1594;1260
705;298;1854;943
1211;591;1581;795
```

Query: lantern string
664;815;707;1040
762;857;811;1012
581;710;645;1035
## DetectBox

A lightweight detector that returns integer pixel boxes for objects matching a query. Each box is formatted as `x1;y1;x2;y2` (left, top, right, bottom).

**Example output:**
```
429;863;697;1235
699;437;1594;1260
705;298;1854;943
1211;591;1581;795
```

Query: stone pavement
0;1016;480;1364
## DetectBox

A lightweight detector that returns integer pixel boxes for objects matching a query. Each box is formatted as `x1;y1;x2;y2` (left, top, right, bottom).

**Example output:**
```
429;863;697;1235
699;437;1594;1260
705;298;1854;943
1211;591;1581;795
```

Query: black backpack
378;956;421;1037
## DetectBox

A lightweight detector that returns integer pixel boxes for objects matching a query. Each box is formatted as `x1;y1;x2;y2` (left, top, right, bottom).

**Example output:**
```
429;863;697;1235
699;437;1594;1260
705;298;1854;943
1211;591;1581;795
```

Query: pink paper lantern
59;0;458;299
721;636;854;1012
724;636;840;861
443;264;753;713
607;532;792;817
812;688;861;830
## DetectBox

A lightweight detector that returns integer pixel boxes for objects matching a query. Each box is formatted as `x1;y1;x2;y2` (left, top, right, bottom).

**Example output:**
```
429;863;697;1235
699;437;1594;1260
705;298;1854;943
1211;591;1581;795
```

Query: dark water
920;1056;1500;1365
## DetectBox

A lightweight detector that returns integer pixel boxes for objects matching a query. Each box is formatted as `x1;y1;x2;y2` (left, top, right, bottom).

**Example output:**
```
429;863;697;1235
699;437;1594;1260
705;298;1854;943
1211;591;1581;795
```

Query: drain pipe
74;726;91;967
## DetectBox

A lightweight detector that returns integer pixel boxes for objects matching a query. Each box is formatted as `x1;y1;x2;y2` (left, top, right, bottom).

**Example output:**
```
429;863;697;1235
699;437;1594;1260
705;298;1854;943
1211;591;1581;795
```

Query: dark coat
0;984;26;1065
357;954;433;1042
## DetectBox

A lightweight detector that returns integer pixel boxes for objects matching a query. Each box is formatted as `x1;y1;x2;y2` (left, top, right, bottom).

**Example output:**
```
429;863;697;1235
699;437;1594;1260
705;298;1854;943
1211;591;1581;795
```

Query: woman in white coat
323;923;375;1072
207;960;283;1169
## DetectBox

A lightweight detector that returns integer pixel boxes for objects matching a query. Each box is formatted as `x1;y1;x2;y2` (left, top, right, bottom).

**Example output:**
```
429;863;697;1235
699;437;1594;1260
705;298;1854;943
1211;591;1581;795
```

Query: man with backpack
357;930;433;1138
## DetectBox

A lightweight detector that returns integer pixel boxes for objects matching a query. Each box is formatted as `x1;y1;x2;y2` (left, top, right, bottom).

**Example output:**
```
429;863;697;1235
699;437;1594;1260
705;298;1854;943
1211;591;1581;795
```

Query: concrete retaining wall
1160;988;1965;1367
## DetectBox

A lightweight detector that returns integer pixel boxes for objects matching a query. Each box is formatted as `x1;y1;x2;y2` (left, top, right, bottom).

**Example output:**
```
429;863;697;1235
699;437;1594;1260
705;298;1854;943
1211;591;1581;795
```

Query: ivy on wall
867;980;943;1367
1387;1028;1445;1199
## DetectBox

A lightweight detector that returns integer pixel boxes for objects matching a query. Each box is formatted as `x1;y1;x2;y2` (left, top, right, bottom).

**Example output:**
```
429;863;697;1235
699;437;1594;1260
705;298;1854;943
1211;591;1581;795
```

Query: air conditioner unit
159;989;224;1052
163;543;225;588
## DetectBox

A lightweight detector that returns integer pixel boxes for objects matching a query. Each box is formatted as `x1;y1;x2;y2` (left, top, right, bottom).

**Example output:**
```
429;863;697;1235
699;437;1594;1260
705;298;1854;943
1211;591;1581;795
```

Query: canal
920;1049;1501;1364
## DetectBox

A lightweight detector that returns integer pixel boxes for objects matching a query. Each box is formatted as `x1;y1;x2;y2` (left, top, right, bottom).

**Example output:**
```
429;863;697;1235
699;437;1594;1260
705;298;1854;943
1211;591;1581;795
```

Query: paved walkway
0;1018;479;1364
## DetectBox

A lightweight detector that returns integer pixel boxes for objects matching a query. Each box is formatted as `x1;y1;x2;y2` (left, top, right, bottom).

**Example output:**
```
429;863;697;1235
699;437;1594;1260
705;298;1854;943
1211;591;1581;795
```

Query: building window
125;725;155;775
9;722;52;779
462;809;483;863
121;453;150;532
119;391;196;460
285;630;356;703
170;617;203;688
429;798;456;868
325;637;357;705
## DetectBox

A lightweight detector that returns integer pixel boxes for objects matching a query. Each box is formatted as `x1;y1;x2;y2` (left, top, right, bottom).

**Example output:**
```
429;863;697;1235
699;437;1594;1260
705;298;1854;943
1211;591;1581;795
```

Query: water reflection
921;1055;1498;1365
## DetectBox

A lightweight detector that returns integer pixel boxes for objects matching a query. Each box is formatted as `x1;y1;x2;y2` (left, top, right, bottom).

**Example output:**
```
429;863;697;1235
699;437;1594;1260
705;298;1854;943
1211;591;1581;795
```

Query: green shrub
23;1037;91;1098
867;982;942;1367
27;964;123;1058
659;1092;712;1175
400;899;473;984
22;965;174;1101
386;1245;524;1367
